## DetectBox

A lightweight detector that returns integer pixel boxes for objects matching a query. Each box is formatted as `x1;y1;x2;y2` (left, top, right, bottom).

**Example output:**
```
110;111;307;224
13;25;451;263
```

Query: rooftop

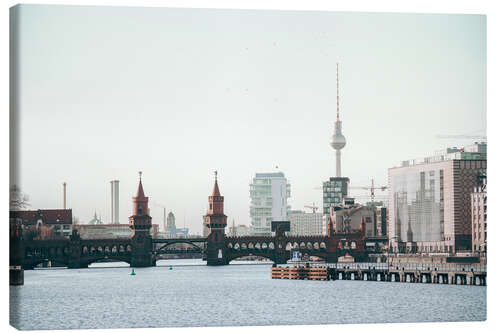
10;209;72;225
397;142;486;168
255;172;285;178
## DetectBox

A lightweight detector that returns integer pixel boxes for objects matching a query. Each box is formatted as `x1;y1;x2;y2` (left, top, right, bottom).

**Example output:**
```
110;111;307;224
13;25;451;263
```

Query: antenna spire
214;170;218;181
139;171;142;181
336;62;340;121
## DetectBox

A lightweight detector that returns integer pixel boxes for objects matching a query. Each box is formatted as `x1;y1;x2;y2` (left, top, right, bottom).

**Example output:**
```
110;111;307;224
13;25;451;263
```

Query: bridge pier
68;261;88;269
131;254;154;268
9;266;24;286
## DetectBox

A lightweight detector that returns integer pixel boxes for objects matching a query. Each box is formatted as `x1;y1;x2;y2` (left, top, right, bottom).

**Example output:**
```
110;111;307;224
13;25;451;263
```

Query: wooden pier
271;266;329;281
272;262;486;286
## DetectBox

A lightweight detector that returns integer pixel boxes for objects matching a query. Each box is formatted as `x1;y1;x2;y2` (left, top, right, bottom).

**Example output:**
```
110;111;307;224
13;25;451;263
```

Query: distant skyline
12;5;486;234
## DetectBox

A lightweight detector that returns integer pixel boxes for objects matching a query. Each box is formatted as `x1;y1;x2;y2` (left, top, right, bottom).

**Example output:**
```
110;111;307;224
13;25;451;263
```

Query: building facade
289;210;323;236
471;175;486;253
322;177;350;214
10;209;73;238
228;222;251;237
249;172;290;236
330;205;376;236
375;206;387;236
388;143;486;253
202;216;210;237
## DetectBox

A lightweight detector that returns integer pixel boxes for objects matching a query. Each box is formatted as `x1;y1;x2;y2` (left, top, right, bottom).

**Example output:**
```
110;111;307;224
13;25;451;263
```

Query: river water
10;260;486;330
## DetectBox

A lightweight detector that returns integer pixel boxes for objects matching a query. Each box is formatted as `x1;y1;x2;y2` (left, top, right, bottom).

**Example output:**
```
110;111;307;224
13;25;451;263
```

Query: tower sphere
330;133;346;150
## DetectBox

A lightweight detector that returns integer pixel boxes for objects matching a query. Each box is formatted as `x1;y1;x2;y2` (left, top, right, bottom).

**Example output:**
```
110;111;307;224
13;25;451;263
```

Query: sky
12;5;486;234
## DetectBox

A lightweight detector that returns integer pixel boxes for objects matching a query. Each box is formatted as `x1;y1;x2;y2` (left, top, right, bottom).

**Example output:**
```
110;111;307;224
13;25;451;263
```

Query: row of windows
323;187;343;193
324;192;342;198
324;181;344;187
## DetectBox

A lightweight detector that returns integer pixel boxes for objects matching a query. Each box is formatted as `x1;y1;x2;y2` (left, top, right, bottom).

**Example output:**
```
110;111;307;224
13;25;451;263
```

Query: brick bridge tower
129;172;153;267
204;171;227;265
325;206;340;263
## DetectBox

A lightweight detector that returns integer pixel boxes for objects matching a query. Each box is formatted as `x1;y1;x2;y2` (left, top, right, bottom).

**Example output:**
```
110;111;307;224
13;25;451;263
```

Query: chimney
63;182;67;209
110;180;120;224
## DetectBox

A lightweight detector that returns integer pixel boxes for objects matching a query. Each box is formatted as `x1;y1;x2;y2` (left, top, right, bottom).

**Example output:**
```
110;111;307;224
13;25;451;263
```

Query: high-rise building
249;172;290;236
388;143;487;253
289;210;323;236
471;173;486;253
322;177;350;214
166;211;176;230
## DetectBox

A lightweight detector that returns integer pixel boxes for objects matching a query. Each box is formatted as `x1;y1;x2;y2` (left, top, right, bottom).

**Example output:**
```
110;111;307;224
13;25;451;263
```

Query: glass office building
322;177;349;214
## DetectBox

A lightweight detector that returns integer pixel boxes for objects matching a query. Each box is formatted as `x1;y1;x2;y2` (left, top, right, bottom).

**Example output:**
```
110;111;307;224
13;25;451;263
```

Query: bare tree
10;185;30;211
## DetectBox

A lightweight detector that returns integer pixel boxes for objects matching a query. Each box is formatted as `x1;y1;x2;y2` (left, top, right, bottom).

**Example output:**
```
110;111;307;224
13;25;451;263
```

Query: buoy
131;269;136;275
169;266;173;270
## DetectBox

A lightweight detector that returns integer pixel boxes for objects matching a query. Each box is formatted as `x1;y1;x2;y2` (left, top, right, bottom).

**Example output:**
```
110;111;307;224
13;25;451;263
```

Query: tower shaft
336;149;342;177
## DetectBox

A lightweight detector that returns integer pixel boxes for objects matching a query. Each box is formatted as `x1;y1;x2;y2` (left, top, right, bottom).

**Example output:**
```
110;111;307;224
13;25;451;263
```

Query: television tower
329;63;346;177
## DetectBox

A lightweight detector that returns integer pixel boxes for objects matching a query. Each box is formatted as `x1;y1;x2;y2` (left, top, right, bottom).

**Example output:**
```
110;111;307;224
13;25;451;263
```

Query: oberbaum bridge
10;173;486;286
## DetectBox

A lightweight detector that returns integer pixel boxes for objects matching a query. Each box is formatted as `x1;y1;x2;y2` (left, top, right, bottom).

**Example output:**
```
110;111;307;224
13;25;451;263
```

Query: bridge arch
154;239;204;254
84;256;132;267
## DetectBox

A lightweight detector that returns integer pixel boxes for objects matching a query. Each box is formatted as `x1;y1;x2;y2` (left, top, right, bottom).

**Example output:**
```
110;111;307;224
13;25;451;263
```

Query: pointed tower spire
136;171;145;198
212;170;221;197
132;171;149;216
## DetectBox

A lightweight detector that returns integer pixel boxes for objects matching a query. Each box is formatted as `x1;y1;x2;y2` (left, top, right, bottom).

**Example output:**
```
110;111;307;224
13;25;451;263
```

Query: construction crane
304;203;319;213
436;134;486;140
350;179;387;202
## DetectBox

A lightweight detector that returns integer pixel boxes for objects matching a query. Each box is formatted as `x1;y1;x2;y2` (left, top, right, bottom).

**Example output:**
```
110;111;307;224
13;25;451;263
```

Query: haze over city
13;5;486;233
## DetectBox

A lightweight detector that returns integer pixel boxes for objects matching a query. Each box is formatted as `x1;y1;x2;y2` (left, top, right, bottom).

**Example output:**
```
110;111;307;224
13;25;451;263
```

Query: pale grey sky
13;5;486;233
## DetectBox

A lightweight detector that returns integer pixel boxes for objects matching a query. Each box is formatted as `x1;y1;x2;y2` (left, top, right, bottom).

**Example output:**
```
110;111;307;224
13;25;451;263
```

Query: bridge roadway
14;225;367;269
